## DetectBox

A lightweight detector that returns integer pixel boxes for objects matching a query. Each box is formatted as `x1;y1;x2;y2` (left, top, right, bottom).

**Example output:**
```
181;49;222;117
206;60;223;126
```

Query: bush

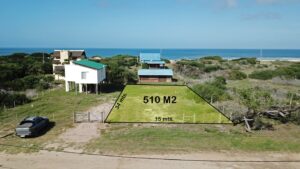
192;77;229;102
249;64;300;80
229;70;247;80
0;91;30;108
162;58;170;64
200;56;223;61
142;63;149;69
203;65;221;73
233;58;258;65
237;87;274;111
249;70;275;80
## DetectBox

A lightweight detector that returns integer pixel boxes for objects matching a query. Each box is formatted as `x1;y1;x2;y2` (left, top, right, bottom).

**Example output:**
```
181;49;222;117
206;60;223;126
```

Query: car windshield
20;121;34;125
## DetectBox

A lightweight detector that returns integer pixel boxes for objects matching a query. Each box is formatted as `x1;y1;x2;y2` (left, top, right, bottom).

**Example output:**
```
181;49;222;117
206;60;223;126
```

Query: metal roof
140;53;161;62
74;59;106;70
138;69;173;76
145;60;165;64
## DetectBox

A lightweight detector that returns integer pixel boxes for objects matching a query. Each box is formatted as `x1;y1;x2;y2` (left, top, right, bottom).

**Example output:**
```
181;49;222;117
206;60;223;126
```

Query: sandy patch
1;151;300;169
45;103;113;150
59;123;100;143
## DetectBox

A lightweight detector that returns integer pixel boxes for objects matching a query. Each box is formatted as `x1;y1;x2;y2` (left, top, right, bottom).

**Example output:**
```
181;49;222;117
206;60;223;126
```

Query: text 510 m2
143;96;177;104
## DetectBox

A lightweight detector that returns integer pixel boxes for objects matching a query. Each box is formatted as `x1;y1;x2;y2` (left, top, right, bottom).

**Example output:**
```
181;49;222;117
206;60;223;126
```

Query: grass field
106;85;231;123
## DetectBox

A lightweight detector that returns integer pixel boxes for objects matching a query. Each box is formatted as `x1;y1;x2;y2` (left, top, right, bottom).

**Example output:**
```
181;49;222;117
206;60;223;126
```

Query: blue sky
0;0;300;49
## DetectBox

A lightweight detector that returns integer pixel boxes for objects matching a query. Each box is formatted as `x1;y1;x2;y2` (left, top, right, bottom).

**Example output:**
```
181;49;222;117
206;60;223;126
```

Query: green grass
86;124;300;154
0;87;119;153
106;85;231;123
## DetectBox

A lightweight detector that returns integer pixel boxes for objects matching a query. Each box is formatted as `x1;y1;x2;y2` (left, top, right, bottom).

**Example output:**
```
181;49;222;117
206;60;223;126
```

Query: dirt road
1;151;300;169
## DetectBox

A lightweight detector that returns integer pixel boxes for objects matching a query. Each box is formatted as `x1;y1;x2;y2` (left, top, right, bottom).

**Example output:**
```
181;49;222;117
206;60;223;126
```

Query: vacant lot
106;85;231;123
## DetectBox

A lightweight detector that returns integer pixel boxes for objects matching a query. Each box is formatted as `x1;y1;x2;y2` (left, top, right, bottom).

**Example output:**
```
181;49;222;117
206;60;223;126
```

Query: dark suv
15;116;49;138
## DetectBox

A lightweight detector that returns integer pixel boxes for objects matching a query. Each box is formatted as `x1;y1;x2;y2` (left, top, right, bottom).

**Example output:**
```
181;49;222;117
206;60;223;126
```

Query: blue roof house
139;53;165;69
139;53;161;63
138;69;173;83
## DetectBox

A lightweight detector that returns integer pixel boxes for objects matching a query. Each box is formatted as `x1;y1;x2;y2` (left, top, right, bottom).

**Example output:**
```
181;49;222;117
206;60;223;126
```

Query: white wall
65;64;106;84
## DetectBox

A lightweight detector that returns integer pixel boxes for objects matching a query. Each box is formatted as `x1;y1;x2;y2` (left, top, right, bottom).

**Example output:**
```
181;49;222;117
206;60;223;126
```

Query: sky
0;0;300;49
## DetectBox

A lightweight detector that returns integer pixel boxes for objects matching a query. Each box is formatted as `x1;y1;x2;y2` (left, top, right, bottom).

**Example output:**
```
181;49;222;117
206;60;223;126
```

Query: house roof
52;51;60;57
74;59;106;70
140;53;161;62
145;61;165;65
70;51;86;58
138;69;173;76
51;50;86;59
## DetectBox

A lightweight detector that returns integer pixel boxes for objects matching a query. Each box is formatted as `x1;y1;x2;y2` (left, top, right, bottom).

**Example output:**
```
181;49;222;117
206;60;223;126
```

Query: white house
64;59;106;94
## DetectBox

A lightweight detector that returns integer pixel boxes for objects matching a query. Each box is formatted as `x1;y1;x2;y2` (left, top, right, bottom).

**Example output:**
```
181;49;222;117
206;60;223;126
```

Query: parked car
15;116;50;138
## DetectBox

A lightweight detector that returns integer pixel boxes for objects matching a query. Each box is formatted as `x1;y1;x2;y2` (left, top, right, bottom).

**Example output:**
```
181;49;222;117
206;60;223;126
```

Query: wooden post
86;84;88;95
73;112;76;123
75;83;78;95
96;84;98;95
193;113;196;123
289;93;294;109
88;112;90;122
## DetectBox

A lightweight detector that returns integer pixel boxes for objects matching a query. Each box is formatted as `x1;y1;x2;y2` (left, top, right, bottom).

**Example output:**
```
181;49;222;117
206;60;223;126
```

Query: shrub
0;91;30;108
201;56;223;61
249;64;300;80
192;77;229;102
162;58;170;64
237;87;274;111
142;63;149;69
249;70;275;80
229;70;247;80
233;57;258;65
203;65;221;73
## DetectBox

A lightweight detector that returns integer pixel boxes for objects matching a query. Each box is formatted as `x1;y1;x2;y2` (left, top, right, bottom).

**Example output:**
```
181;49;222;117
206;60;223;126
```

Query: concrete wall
59;50;69;63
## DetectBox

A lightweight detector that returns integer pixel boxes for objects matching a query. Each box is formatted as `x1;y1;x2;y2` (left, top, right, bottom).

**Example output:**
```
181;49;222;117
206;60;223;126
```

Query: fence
73;111;105;123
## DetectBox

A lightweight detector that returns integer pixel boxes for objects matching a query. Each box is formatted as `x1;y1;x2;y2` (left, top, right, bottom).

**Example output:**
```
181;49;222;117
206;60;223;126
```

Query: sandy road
0;151;300;169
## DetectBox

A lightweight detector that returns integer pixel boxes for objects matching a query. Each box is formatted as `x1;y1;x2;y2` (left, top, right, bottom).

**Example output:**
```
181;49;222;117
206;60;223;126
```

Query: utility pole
43;52;45;64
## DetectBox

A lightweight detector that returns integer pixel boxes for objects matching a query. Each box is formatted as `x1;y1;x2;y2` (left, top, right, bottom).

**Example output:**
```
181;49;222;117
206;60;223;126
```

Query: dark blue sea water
1;48;300;60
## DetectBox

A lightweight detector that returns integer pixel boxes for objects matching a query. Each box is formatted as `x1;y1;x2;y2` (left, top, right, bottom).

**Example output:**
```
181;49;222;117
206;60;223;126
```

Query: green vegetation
203;65;222;73
232;57;258;65
93;55;138;85
141;63;149;69
0;53;53;91
0;92;30;109
228;70;247;80
249;63;300;80
200;56;223;61
161;58;170;63
236;87;274;111
193;77;230;102
106;85;231;123
0;53;54;109
174;59;223;78
86;125;300;154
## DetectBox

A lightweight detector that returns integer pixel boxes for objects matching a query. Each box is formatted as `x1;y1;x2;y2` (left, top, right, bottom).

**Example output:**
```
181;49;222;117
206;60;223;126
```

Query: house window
81;72;87;79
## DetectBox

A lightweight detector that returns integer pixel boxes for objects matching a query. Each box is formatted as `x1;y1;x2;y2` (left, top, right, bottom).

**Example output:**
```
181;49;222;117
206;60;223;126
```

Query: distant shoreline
171;58;300;62
0;48;299;62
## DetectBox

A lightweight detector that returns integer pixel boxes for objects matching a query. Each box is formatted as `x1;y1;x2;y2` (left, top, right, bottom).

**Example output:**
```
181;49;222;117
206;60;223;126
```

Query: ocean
1;48;300;61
